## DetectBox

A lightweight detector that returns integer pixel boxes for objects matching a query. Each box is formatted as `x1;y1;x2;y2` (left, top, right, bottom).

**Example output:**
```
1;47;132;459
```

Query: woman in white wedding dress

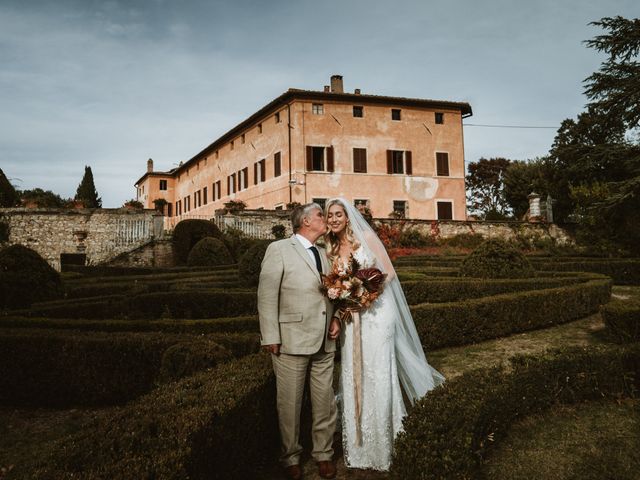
324;198;445;471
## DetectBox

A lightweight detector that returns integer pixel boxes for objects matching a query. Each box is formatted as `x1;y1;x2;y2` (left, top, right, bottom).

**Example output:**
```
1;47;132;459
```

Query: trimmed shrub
62;264;233;276
530;258;640;285
0;315;261;337
187;237;234;267
0;219;9;243
441;232;485;249
239;240;271;287
459;238;534;279
0;244;63;309
23;290;258;319
223;226;258;261
173;219;225;265
411;277;611;350
601;298;640;343
391;344;640;480
272;224;286;239
398;229;437;248
31;354;278;479
0;329;235;407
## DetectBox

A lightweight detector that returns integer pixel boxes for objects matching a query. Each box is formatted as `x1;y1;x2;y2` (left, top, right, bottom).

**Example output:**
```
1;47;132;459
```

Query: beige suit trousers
271;348;337;467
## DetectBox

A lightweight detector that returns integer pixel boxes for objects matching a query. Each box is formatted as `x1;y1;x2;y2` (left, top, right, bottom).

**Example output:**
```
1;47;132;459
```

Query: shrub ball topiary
459;238;534;279
0;244;63;310
239;240;272;286
187;237;234;267
172;219;225;265
272;224;286;239
223;227;256;262
0;220;9;243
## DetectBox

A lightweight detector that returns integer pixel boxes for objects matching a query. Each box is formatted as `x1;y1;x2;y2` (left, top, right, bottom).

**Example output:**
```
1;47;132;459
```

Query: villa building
134;75;472;223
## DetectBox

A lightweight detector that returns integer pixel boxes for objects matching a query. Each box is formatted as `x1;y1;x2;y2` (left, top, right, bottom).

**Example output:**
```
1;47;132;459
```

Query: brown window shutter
306;146;313;171
254;163;258;185
227;176;230;195
243;167;248;189
327;146;334;172
274;152;281;177
361;149;367;173
387;150;393;174
405;151;413;175
261;159;266;182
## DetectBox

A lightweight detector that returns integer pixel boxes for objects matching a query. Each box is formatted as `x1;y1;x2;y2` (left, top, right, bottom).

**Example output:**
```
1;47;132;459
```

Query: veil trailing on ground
328;198;445;404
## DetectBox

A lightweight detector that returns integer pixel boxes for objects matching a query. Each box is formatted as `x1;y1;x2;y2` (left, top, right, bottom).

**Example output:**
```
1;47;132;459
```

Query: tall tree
0;168;20;207
503;158;549;219
75;166;102;208
466;157;512;219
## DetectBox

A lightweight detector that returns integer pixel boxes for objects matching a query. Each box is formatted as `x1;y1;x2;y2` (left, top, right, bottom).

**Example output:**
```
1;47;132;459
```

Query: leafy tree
75;166;102;208
503;159;548;219
584;16;640;131
465;157;511;218
19;188;68;208
0;169;20;207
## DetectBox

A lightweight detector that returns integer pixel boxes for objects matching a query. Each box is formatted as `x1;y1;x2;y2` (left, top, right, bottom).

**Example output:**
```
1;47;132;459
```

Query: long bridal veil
329;198;445;403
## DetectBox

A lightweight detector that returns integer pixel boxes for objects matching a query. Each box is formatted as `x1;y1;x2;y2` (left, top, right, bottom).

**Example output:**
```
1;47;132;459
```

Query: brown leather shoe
284;463;302;480
317;460;337;479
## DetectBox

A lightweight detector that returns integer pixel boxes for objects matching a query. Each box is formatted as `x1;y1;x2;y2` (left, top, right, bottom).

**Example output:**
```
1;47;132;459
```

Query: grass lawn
481;399;640;480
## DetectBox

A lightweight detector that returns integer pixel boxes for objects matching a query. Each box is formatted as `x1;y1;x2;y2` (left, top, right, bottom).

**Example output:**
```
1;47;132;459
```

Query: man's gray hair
291;203;322;232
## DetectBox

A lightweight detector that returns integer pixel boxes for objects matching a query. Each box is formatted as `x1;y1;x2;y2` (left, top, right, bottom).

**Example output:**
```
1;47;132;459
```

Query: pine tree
0;168;20;207
74;166;102;208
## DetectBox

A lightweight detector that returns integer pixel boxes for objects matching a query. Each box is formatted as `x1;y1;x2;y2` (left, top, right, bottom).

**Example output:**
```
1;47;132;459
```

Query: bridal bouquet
320;255;387;322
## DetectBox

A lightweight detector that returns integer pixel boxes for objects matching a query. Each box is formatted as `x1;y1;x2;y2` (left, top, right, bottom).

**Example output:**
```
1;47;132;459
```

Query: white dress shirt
295;233;319;266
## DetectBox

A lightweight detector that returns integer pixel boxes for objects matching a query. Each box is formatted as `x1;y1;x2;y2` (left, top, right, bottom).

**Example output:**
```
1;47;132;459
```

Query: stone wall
210;209;574;245
0;208;164;270
106;237;175;268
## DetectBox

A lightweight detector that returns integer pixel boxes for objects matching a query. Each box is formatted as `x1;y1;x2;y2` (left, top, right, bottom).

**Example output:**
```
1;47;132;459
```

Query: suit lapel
290;235;321;281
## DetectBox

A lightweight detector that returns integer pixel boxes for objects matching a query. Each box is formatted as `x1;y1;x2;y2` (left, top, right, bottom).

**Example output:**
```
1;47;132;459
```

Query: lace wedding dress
338;246;407;471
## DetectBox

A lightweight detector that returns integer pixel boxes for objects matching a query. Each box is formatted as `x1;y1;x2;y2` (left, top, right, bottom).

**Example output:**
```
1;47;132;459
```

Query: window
435;112;444;124
353;106;363;118
274;152;282;177
254;159;266;184
312;103;324;115
313;198;327;210
391;109;401;121
275;204;284;210
159;179;167;191
176;200;181;216
275;112;281;123
230;140;234;150
185;196;191;212
241;133;245;144
215;150;219;159
167;203;172;217
306;146;334;172
436;152;450;176
258;123;262;134
387;150;413;175
353;148;367;173
228;174;236;195
354;199;369;215
393;200;407;218
203;186;208;204
237;168;249;191
213;180;221;201
437;201;453;220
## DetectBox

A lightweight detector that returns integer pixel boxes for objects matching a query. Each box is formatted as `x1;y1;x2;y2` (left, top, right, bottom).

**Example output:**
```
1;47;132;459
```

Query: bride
324;198;444;471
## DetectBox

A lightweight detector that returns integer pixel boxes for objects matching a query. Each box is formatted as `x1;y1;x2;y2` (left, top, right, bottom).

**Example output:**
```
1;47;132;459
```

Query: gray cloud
0;0;637;206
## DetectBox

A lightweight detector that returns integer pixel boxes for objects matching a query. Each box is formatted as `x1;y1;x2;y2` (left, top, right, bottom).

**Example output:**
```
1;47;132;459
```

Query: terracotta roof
143;88;472;181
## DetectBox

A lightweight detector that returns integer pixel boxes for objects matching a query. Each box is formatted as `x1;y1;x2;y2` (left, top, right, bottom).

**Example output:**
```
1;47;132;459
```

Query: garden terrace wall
0;207;163;271
410;277;611;350
391;344;640;480
0;329;257;407
30;354;278;479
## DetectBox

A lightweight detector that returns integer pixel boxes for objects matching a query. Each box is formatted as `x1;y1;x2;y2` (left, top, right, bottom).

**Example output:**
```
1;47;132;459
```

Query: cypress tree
0;168;20;207
74;166;102;208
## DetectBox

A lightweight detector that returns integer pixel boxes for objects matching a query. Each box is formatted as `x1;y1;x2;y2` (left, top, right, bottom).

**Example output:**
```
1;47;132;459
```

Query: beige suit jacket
258;235;335;355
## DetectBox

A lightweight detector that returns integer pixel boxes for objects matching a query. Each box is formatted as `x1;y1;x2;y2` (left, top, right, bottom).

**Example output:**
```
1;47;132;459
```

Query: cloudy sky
1;0;637;207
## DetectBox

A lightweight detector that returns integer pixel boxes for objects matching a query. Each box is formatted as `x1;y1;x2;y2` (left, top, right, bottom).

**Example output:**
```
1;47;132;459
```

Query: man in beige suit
258;203;341;480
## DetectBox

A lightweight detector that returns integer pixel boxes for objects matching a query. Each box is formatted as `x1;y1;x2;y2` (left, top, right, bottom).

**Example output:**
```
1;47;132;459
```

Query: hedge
411;277;612;350
30;353;278;479
0;329;257;407
401;276;587;304
391;344;640;479
0;315;261;335
20;290;258;319
529;259;640;285
601;298;640;343
62;264;235;276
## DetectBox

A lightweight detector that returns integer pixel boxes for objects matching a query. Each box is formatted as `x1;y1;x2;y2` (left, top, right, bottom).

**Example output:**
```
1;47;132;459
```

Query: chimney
330;75;344;93
354;88;361;95
324;85;330;92
147;158;153;173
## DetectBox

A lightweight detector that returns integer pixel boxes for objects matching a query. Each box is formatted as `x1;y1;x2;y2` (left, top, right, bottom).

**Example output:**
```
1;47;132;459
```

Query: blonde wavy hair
324;199;360;263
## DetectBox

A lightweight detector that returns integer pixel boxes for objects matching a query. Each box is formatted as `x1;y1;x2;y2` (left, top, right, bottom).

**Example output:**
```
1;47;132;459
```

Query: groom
258;203;341;480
